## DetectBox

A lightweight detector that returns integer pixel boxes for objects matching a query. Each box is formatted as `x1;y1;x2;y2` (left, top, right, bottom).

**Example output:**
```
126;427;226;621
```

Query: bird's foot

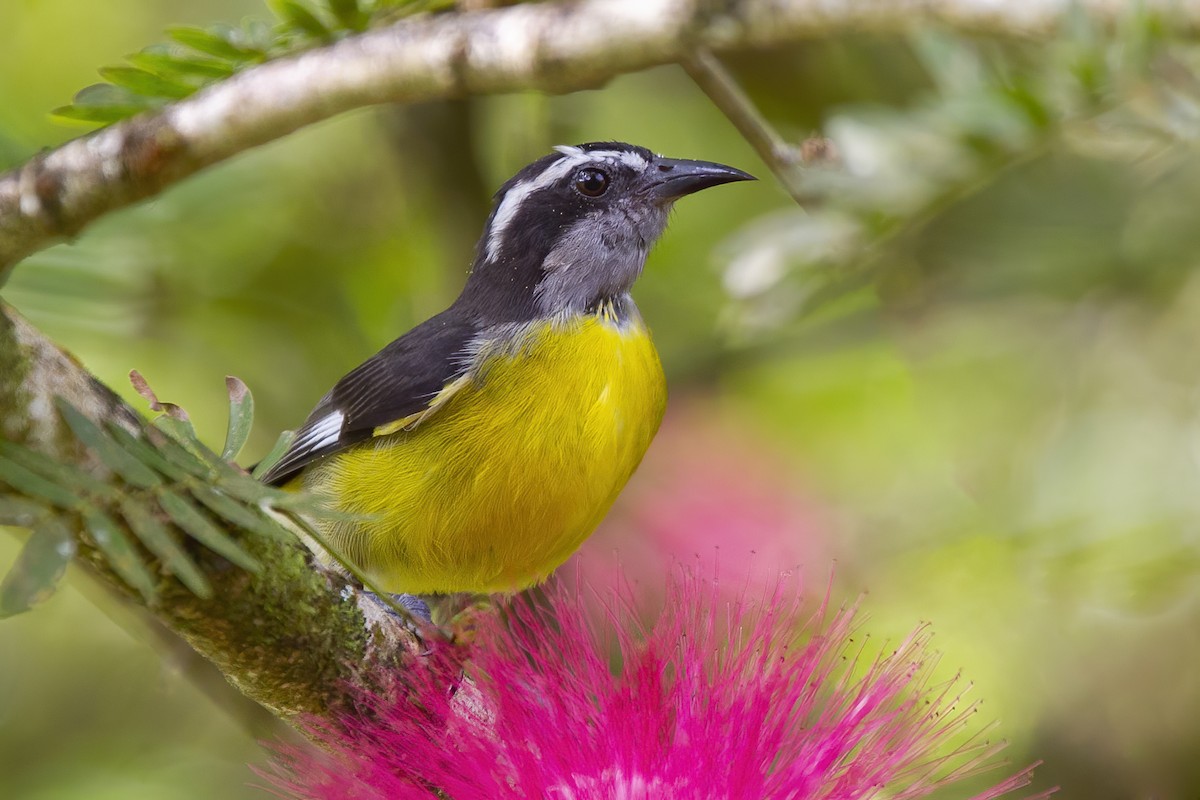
383;592;433;626
353;589;434;650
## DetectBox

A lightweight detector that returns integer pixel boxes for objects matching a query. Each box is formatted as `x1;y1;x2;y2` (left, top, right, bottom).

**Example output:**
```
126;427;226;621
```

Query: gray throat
533;208;665;315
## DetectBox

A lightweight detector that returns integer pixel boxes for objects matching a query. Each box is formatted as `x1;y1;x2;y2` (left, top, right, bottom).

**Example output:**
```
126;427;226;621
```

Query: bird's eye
574;168;609;198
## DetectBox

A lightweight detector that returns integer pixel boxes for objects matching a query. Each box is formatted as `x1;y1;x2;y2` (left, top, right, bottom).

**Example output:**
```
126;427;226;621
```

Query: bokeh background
4;1;1200;798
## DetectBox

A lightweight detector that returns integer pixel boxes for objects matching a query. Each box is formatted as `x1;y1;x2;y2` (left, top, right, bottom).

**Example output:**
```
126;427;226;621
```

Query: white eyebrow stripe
486;153;588;262
585;149;649;171
484;147;650;262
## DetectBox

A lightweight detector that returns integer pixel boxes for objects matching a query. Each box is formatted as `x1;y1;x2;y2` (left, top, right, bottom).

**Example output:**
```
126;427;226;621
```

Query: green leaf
126;51;236;81
244;19;278;54
269;493;359;523
98;66;194;99
51;104;151;125
0;496;48;528
0;440;114;497
166;25;264;62
212;469;278;504
271;0;333;40
157;490;260;572
152;432;219;480
83;508;158;604
154;413;203;451
145;405;226;479
70;82;159;109
51;83;163;124
0;455;83;510
104;425;192;482
191;485;291;542
119;496;211;599
251;430;296;480
326;0;367;30
56;400;162;490
0;518;74;617
222;376;255;462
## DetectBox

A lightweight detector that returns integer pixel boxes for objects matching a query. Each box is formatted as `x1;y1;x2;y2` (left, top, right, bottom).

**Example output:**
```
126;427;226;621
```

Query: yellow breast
300;312;667;594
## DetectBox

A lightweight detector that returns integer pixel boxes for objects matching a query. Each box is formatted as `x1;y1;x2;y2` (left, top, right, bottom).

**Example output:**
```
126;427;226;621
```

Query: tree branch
0;0;1193;274
0;302;416;721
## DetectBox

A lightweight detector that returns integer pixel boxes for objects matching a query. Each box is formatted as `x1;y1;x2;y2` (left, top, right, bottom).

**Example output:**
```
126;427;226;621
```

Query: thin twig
683;50;808;204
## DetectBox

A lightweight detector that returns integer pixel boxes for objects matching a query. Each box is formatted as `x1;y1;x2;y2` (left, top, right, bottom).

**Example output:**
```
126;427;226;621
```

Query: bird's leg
352;588;434;650
386;592;433;625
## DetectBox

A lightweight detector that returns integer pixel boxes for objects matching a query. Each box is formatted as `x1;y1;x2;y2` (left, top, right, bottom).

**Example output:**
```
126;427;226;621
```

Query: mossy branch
0;302;415;721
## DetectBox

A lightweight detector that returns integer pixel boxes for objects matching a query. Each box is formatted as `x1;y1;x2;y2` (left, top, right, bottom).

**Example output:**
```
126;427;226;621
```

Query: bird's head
461;142;754;321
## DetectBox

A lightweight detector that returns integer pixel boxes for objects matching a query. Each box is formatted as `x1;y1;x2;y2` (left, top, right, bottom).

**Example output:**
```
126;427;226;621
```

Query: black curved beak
651;157;756;201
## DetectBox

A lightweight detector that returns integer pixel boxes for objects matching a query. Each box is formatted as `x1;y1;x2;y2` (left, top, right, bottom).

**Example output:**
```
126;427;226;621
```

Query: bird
260;141;753;597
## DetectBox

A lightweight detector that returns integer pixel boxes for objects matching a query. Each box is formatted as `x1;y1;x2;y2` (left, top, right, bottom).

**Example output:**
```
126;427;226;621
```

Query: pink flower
581;403;833;597
264;570;1052;800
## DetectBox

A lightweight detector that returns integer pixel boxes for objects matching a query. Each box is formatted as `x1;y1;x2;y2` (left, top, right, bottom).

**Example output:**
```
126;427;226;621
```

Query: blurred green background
5;1;1200;797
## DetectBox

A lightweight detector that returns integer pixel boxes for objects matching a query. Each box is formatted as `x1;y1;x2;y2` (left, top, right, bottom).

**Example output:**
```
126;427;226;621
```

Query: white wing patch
485;146;651;262
292;410;344;455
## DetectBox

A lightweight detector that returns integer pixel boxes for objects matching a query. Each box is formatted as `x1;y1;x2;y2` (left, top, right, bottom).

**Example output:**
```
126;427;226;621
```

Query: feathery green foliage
0;372;418;623
0;377;298;615
718;15;1187;338
53;0;455;125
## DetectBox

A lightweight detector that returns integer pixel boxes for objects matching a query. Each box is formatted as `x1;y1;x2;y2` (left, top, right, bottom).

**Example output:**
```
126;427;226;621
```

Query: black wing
260;310;478;486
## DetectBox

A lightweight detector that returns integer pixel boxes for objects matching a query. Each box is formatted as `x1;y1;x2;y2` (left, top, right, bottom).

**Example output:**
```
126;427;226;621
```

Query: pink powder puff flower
264;570;1053;800
581;403;833;597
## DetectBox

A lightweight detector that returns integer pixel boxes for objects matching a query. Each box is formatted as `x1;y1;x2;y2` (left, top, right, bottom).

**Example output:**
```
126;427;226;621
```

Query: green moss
158;529;378;718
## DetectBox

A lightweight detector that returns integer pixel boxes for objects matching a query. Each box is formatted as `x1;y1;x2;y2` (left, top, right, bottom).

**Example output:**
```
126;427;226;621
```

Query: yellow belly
299;314;666;594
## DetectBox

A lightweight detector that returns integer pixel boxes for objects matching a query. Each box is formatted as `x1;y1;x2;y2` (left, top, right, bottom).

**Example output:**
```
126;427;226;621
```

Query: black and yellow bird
261;142;753;596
